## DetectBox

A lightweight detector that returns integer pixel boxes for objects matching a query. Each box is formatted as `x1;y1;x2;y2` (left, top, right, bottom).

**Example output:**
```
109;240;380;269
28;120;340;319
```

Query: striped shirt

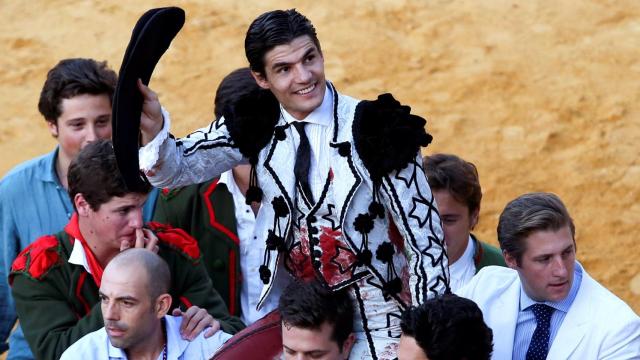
512;261;583;360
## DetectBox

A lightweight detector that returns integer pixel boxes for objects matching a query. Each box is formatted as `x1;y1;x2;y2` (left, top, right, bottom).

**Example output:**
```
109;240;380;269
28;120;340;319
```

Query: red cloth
9;235;60;284
147;222;201;261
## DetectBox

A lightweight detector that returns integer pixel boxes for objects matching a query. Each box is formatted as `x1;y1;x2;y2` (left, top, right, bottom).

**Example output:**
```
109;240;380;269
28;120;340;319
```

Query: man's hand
138;79;164;145
120;228;159;253
173;306;221;341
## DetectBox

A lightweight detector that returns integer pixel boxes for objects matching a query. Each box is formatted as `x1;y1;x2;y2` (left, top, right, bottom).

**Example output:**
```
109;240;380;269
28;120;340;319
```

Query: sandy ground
0;0;638;337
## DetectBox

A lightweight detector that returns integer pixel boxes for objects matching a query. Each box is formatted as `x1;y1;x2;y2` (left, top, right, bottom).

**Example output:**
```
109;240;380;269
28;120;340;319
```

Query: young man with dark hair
9;140;243;360
424;154;505;291
278;280;355;360
458;192;640;359
0;58;158;359
154;67;290;325
136;9;448;358
61;249;232;359
398;294;493;360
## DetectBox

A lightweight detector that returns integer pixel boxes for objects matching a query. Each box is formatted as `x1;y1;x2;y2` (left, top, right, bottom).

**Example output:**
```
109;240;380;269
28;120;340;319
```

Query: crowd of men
0;7;639;360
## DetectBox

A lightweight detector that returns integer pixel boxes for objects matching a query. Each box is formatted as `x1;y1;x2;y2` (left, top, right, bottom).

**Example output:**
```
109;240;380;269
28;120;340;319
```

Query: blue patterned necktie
526;303;555;360
292;121;314;203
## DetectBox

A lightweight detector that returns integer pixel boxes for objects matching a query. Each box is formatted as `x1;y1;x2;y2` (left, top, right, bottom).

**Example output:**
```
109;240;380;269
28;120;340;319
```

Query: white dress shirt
279;84;334;201
218;170;282;325
448;236;476;293
60;315;232;360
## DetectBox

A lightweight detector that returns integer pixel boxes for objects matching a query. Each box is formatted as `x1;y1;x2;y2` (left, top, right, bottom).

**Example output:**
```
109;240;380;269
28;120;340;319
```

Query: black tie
293;121;314;203
526;303;554;360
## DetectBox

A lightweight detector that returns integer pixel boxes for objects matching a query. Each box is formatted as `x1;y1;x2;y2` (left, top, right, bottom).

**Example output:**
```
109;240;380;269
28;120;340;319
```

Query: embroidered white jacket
140;83;449;308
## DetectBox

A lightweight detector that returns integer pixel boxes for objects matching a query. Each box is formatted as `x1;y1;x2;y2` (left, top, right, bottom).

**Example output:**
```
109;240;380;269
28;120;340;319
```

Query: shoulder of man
223;88;280;162
0;151;54;189
473;235;507;270
351;93;433;182
147;222;201;264
9;234;63;284
157;186;185;200
59;326;110;360
457;265;517;299
579;269;639;321
156;178;219;202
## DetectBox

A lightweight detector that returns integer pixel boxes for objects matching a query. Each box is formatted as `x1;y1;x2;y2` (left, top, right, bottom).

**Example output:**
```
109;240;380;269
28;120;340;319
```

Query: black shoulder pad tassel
224;88;281;161
353;93;433;182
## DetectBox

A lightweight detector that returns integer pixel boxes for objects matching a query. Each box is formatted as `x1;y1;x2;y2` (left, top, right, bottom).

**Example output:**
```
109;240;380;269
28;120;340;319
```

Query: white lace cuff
139;107;171;172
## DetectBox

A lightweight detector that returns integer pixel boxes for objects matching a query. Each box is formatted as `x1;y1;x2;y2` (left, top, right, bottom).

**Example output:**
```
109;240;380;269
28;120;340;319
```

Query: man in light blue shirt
458;192;640;359
0;58;157;359
60;249;231;360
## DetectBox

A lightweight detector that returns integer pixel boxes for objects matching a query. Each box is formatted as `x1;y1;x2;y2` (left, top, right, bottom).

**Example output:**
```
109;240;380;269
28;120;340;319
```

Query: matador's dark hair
245;9;321;77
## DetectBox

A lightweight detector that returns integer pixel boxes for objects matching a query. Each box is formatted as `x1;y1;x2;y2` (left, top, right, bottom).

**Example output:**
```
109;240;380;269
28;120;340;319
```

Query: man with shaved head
61;249;232;359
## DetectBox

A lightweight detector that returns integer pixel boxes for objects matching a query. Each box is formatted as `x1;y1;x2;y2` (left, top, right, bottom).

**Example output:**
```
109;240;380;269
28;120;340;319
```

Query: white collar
164;315;190;359
68;239;92;274
106;316;190;359
280;83;333;127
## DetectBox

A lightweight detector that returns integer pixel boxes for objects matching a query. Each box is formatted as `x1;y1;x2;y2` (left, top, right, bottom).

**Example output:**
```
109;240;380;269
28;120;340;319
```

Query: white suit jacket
140;83;449;309
457;265;640;360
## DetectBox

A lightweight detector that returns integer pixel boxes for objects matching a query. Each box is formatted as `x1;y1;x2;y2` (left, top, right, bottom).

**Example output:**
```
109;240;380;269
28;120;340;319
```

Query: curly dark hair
424;153;482;214
245;9;321;77
68;139;150;210
38;58;117;124
400;294;493;360
278;280;353;349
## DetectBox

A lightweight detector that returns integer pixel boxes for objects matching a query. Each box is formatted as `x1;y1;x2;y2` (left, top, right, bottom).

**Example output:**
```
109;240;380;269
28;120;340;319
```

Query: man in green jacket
10;140;244;360
424;153;506;292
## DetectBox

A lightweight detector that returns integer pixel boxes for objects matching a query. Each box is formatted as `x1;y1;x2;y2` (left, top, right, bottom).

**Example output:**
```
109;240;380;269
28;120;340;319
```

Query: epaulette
147;222;201;263
9;235;61;285
353;93;433;183
223;87;281;203
159;187;183;200
223;88;280;163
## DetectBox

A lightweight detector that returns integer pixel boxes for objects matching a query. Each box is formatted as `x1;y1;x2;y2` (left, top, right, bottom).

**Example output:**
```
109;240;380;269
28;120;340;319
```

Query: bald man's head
100;249;172;352
105;248;171;300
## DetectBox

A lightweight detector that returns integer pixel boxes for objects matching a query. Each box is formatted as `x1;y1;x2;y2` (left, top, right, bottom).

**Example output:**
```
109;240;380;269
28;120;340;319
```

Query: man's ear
251;70;270;90
75;193;91;217
503;250;518;269
155;294;172;318
341;333;356;358
46;121;59;138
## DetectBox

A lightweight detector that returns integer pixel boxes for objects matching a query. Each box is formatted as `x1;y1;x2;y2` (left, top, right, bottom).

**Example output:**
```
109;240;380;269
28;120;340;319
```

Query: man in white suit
458;192;640;359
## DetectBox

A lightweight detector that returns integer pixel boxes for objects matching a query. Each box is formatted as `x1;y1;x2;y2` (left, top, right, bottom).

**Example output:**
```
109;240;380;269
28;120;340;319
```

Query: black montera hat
112;7;185;192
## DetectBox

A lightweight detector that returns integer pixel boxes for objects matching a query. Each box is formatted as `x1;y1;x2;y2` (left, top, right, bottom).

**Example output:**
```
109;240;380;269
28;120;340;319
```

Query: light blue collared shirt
0;148;158;359
512;261;583;360
60;315;231;360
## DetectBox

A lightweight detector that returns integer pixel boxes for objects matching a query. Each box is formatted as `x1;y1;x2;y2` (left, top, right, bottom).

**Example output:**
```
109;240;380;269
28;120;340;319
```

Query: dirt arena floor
1;2;638;345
